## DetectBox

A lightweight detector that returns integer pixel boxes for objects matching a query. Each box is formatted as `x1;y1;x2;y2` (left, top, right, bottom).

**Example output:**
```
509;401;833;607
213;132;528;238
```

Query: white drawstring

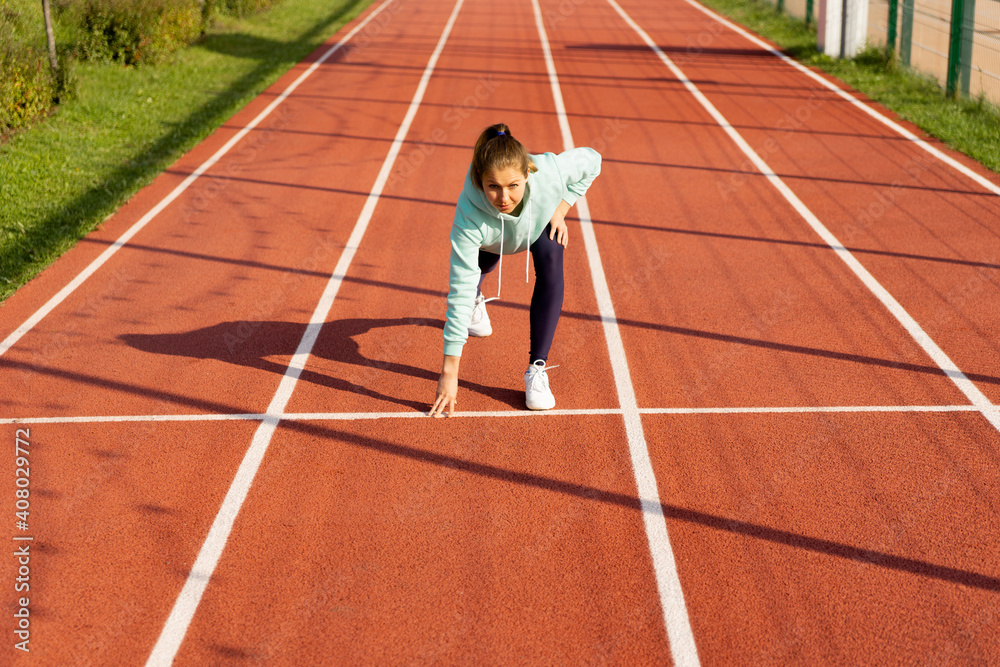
524;198;531;285
486;197;532;304
487;216;504;303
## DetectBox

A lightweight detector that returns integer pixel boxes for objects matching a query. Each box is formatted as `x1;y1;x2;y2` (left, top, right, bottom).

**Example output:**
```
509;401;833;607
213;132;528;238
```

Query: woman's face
482;166;527;214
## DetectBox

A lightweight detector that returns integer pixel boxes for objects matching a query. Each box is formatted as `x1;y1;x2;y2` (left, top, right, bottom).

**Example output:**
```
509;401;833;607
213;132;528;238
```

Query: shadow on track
120;317;523;411
108;261;998;390
9;355;995;593
283;418;1000;594
591;218;1000;270
567;43;786;58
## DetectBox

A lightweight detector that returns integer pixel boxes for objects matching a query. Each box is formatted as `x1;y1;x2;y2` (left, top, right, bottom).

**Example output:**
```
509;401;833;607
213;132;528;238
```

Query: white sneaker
524;360;557;410
468;294;492;337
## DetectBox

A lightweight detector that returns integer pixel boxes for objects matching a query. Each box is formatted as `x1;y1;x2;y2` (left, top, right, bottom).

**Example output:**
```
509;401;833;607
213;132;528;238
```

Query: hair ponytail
470;123;537;191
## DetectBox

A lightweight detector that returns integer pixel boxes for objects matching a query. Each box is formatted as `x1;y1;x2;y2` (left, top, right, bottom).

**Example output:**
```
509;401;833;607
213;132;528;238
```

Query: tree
42;0;58;73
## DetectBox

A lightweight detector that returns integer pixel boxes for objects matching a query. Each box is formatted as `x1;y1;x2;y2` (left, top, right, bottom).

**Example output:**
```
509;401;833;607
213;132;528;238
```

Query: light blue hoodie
443;147;602;357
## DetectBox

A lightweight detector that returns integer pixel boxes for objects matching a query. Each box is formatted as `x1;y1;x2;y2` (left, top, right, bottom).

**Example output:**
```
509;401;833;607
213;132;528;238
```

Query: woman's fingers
432;398;455;418
430;393;456;418
431;371;459;417
550;220;569;247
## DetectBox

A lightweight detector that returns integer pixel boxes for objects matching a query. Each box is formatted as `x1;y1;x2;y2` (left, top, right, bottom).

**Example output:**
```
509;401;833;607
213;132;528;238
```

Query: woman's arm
443;221;482;356
556;148;602;205
434;217;480;417
430;355;461;417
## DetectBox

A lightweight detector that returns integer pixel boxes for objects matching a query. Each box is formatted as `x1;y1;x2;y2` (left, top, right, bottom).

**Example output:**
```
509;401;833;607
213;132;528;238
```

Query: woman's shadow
120;318;523;411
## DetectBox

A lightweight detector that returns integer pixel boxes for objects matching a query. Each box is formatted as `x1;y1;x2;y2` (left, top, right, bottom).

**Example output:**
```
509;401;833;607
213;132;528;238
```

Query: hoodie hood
456;152;568;253
459;168;537;297
464;168;520;218
460;167;535;253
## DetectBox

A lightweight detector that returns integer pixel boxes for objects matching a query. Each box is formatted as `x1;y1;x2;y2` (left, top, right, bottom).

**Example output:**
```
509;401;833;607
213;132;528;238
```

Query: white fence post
818;0;870;57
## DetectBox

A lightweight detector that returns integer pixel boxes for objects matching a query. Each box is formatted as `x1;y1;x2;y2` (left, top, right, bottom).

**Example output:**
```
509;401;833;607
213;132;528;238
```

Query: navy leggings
477;223;564;364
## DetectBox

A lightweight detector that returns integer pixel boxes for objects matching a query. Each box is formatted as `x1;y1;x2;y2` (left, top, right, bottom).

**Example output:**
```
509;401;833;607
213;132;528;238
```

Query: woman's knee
533;247;563;283
478;250;501;274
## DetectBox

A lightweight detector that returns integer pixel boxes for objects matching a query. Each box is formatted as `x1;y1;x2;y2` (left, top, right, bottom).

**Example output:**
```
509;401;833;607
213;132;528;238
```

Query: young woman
429;123;601;417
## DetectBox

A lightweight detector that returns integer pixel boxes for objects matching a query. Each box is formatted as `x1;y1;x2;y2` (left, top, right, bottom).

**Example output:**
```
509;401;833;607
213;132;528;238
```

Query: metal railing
758;0;999;100
874;0;1000;99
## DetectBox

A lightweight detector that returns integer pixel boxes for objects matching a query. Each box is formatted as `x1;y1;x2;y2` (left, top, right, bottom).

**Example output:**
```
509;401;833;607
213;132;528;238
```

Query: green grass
4;0;998;305
0;0;374;302
696;0;1000;173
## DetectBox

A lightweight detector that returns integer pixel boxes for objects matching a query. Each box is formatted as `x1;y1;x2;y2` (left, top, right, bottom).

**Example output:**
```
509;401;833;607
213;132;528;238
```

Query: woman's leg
477;250;500;294
528;224;564;363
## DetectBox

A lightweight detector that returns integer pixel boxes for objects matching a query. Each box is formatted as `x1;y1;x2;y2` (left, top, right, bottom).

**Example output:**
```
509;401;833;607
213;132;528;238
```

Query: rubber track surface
2;0;998;663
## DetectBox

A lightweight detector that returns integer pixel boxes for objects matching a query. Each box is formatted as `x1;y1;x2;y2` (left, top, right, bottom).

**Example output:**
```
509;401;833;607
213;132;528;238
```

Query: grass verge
694;0;1000;173
0;0;374;303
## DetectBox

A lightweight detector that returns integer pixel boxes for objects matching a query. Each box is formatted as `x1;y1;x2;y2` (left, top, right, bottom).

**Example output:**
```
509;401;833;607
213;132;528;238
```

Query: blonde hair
470;123;537;191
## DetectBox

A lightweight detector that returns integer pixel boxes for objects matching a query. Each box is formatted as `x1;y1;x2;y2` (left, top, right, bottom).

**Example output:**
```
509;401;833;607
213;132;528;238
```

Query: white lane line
681;0;1000;198
530;1;700;664
640;405;982;415
144;0;467;662
606;0;1000;434
286;407;623;419
0;413;271;425
0;0;397;360
0;405;982;425
0;408;621;425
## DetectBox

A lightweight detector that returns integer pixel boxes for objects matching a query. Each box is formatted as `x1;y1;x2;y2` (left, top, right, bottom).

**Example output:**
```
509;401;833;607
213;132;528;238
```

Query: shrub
0;45;57;134
74;0;202;65
0;1;59;134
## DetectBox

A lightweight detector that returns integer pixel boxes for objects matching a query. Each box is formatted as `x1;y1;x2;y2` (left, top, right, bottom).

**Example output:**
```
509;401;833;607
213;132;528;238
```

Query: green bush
0;44;57;135
74;0;202;65
0;0;286;134
0;0;59;134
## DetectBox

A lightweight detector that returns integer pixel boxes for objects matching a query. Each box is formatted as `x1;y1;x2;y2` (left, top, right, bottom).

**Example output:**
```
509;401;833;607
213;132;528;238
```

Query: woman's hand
429;355;461;417
549;199;572;247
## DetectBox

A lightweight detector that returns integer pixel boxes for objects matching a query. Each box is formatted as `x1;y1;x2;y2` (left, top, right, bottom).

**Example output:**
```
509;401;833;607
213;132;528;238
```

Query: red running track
1;0;998;663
